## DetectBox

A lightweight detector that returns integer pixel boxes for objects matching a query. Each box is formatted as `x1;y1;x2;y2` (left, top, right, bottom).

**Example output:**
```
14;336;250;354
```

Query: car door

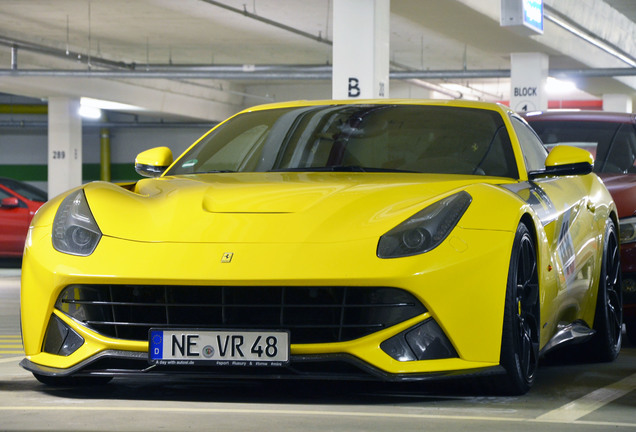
0;187;32;256
511;117;600;314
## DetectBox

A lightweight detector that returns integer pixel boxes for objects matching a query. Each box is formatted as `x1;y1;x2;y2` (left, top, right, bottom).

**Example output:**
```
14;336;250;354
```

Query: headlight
377;191;472;258
52;190;102;256
620;216;636;244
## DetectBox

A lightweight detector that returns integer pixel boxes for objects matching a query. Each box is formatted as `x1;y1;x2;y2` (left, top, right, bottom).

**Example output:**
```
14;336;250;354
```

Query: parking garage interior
1;1;635;431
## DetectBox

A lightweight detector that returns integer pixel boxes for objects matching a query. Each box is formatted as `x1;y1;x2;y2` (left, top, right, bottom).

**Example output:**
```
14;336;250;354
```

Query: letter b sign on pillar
348;78;361;97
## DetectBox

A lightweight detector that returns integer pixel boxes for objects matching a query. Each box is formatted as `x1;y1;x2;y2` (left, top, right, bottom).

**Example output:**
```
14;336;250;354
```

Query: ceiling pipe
544;4;636;69
0;67;634;80
199;0;332;46
0;69;330;79
139;64;333;73
0;35;134;70
550;68;636;78
393;68;636;79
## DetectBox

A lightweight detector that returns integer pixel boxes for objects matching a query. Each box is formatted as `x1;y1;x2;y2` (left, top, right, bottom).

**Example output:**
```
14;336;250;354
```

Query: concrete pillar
603;94;633;113
48;97;82;199
510;52;548;112
332;0;390;99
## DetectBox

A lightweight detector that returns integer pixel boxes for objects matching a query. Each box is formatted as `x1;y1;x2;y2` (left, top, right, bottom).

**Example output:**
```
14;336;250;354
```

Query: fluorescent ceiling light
545;77;577;94
78;104;102;119
80;97;146;112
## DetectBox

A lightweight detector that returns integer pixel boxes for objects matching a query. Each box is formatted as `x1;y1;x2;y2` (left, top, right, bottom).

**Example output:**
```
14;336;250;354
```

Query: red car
524;110;636;345
0;177;47;258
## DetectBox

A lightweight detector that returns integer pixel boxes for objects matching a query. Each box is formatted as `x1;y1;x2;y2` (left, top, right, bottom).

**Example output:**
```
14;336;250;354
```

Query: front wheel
497;223;540;395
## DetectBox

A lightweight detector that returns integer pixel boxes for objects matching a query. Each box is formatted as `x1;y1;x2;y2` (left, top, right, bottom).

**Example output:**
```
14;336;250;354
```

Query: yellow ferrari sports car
20;99;622;395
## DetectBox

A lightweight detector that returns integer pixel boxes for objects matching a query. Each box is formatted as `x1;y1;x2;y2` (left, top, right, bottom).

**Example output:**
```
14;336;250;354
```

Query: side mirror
530;145;594;178
135;147;174;178
0;197;19;208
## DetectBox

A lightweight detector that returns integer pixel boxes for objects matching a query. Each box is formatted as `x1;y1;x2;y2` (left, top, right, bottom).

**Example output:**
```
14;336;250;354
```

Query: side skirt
540;320;595;356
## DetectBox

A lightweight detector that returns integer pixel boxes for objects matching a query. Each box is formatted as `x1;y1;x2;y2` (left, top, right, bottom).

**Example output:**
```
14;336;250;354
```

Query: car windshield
0;178;47;201
529;120;636;174
166;104;518;178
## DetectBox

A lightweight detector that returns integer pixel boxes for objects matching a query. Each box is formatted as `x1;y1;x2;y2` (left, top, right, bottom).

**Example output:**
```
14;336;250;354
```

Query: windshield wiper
196;170;237;174
269;166;418;173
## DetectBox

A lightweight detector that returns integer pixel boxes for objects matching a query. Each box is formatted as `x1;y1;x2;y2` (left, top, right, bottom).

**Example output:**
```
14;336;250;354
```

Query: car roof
0;177;47;200
0;177;22;188
522;110;636;124
241;98;514;116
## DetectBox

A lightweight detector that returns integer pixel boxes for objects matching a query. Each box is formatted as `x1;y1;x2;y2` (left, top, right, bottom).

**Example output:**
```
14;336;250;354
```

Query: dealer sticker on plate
149;329;289;366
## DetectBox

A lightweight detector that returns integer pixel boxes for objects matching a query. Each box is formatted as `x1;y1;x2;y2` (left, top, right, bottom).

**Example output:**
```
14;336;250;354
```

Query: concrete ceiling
0;0;635;122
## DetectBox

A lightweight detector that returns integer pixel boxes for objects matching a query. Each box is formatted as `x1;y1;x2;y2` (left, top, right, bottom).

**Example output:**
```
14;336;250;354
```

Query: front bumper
21;225;513;380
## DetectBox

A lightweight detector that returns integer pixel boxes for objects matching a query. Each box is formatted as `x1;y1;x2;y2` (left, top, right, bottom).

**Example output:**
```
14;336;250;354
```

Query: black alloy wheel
497;223;540;395
590;220;623;362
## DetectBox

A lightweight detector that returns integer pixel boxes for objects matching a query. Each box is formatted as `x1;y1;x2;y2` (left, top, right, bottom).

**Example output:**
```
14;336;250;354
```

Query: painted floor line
0;405;634;428
535;371;636;423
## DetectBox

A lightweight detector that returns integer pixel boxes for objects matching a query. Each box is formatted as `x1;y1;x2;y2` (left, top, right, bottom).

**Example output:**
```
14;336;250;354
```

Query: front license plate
149;329;289;366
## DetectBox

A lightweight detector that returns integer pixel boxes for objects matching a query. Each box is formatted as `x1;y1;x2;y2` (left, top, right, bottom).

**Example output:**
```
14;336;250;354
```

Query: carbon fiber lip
20;350;503;382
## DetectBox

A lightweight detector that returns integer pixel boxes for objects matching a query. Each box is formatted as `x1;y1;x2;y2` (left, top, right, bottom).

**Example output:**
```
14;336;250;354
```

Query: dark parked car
524;110;636;344
0;177;47;258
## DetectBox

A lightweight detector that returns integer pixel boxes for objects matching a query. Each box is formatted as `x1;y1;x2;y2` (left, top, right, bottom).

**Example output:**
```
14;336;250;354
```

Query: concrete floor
1;264;635;432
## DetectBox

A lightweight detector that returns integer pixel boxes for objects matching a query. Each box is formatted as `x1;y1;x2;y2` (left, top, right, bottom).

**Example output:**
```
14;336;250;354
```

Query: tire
497;223;540;395
588;219;622;362
33;373;113;387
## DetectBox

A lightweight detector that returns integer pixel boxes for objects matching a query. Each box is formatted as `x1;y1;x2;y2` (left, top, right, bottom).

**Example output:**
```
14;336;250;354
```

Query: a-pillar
48;97;82;199
510;52;548;113
603;94;633;113
332;0;390;99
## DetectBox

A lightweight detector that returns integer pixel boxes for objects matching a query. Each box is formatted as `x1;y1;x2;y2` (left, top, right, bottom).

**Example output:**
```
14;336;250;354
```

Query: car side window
605;124;636;173
511;116;547;172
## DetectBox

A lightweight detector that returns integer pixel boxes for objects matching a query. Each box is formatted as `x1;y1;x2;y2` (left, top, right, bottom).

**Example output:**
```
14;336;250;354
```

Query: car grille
55;285;426;344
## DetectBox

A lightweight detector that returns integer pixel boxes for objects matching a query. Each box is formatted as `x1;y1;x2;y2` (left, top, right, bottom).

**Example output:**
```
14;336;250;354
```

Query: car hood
84;173;513;243
599;173;636;218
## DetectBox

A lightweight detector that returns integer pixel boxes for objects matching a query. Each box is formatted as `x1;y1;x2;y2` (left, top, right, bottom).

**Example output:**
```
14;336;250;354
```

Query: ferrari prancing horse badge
221;252;233;263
